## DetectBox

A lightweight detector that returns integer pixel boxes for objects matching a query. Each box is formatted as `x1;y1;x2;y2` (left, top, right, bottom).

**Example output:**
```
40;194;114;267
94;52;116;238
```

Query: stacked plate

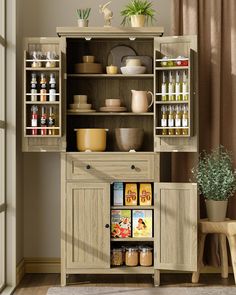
68;95;96;113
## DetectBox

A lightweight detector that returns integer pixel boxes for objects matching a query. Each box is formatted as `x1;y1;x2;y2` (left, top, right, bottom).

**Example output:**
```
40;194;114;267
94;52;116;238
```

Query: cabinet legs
61;272;67;287
227;235;236;284
154;269;160;286
219;234;228;279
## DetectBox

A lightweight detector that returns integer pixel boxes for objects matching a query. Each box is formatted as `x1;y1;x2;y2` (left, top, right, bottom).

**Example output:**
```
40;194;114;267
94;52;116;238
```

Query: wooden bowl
74;128;107;152
115;128;144;151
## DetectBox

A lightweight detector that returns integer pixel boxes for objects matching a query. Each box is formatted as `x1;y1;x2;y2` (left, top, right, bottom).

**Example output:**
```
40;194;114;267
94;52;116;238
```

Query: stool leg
219;234;228;278
227;235;236;284
192;233;206;283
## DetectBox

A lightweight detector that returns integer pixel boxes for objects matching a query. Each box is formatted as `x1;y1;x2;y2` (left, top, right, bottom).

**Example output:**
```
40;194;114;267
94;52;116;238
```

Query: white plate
99;106;127;112
107;45;136;73
67;109;96;113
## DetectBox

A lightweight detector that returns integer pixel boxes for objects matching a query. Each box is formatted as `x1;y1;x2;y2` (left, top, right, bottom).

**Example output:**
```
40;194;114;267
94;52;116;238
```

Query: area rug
47;286;236;295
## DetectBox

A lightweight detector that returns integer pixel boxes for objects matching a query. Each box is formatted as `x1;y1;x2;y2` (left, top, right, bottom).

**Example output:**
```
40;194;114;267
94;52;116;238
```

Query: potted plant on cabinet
76;8;91;27
192;146;236;221
120;0;155;27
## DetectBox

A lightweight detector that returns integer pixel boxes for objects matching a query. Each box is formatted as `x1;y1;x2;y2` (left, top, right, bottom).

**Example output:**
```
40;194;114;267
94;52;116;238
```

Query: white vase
78;19;89;27
130;15;146;27
205;199;228;222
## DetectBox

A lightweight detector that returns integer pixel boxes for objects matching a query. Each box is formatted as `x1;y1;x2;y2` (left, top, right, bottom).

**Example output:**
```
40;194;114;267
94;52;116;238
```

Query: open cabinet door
154;182;198;271
154;35;198;152
22;37;66;152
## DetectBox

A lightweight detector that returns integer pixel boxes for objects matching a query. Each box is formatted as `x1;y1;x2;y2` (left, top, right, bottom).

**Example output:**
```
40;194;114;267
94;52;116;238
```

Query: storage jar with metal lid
139;246;153;266
111;248;123;266
125;246;139;266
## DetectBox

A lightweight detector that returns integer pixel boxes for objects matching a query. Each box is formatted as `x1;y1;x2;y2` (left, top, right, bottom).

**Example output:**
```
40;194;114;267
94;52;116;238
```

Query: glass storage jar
139;246;153;266
125;247;139;267
111;248;123;266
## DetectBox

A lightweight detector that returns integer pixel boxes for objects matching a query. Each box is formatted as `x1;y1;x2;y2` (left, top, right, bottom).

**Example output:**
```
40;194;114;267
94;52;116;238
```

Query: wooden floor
14;273;236;295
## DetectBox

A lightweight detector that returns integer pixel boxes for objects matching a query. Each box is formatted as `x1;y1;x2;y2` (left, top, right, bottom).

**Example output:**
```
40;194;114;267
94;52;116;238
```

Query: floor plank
13;273;236;295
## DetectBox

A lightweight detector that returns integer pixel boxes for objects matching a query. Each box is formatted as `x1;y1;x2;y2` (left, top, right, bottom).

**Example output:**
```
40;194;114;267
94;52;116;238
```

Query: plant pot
130;15;146;27
78;19;89;27
205;199;228;222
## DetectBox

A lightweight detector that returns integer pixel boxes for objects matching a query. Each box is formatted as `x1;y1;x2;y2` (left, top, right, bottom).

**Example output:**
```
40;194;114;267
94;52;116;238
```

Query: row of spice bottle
161;71;188;101
31;105;56;135
111;246;153;267
160;105;188;135
30;73;57;102
29;51;59;68
160;56;188;67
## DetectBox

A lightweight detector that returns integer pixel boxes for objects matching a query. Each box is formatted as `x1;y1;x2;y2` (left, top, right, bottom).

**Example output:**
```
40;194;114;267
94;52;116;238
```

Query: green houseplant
120;0;156;27
192;146;236;221
76;8;91;27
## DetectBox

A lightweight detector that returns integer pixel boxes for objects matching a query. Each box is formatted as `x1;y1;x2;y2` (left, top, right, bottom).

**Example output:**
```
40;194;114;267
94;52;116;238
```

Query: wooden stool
192;219;236;284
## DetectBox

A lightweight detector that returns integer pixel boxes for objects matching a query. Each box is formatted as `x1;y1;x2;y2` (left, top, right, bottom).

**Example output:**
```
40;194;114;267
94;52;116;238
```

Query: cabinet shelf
155;101;188;104
156;127;189;129
67;112;154;116
156;58;189;62
67;74;154;78
156;92;189;96
26;93;60;96
111;238;154;242
155;66;189;71
26;101;60;104
26;67;60;71
26;59;60;62
110;266;154;274
111;206;154;210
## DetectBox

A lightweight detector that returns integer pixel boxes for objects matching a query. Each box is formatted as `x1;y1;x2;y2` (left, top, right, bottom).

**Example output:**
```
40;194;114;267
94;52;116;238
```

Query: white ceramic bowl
120;66;146;75
69;103;92;110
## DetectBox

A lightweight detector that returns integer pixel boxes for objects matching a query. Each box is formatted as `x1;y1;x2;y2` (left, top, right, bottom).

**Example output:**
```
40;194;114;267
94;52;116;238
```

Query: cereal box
125;183;138;206
132;210;153;238
113;182;124;206
139;183;152;206
111;210;131;238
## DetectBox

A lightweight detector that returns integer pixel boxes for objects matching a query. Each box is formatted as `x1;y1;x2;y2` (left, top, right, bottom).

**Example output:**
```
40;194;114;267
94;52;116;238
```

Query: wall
21;0;172;258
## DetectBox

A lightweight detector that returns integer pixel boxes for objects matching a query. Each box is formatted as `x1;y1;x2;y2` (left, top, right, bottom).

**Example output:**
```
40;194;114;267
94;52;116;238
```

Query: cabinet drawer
66;154;155;181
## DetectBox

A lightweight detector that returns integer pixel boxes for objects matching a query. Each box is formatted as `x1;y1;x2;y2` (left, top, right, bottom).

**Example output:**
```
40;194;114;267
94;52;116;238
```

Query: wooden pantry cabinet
23;27;199;286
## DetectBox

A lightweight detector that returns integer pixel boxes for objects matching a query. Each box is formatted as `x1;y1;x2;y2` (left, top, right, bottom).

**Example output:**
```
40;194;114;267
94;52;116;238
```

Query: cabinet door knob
86;165;91;170
131;165;136;170
105;224;110;228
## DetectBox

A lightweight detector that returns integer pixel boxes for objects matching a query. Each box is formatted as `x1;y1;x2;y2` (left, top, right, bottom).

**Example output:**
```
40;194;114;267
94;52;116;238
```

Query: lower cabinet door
66;182;110;269
155;183;198;271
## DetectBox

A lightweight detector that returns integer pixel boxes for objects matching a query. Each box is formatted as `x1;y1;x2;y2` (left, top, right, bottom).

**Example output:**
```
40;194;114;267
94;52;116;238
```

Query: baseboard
22;258;233;274
24;257;60;273
16;259;25;285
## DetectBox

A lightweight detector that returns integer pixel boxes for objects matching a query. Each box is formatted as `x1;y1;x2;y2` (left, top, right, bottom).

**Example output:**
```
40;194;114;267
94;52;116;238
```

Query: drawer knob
131;165;136;170
105;224;110;229
86;165;91;170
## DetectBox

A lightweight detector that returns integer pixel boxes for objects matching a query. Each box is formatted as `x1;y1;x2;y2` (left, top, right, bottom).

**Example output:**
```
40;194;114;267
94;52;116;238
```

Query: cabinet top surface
56;26;164;37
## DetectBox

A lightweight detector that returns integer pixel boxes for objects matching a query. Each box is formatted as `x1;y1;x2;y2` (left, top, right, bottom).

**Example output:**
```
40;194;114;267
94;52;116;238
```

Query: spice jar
125;247;139;267
111;248;123;266
139;246;153;267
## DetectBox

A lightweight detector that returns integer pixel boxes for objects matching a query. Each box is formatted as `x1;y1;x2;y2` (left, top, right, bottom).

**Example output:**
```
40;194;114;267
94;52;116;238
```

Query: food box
125;183;138;206
111;210;131;238
132;210;153;238
139;183;152;206
113;182;124;206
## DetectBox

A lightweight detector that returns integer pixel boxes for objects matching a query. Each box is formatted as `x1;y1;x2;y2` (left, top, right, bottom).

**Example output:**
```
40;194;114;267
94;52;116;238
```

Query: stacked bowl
120;58;146;75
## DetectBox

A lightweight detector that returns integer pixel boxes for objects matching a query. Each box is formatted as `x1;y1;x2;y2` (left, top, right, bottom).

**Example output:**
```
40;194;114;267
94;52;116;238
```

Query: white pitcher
131;90;154;113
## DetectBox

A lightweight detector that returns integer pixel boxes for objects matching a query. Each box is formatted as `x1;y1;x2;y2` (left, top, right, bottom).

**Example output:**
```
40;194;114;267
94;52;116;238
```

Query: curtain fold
172;0;236;266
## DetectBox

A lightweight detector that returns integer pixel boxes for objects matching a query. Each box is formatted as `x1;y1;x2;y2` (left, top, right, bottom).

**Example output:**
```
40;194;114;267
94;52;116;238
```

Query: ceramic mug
73;95;87;104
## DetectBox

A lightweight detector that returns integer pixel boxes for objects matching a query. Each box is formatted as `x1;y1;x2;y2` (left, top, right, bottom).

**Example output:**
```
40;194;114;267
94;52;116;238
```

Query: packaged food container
139;246;153;266
111;248;123;266
139;183;152;206
125;247;139;266
125;183;138;206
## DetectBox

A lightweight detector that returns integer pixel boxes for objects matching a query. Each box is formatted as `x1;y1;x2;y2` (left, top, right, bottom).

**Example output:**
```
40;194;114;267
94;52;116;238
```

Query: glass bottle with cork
161;105;168;135
40;73;47;102
161;72;167;101
49;73;56;102
30;73;38;102
40;106;47;135
48;106;56;135
168;105;175;135
175;105;182;135
183;71;188;101
168;71;175;101
182;105;188;135
175;71;182;101
31;105;38;135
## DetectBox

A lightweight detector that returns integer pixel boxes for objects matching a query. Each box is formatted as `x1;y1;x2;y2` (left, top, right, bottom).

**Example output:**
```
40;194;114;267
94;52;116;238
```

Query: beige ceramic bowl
74;128;107;152
106;65;118;74
115;128;144;151
69;103;91;110
126;58;142;67
105;99;121;107
75;63;102;74
82;55;95;63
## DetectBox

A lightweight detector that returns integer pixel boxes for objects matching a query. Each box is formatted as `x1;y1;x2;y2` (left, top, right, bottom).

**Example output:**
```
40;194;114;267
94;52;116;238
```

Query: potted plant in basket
192;146;236;221
77;8;91;27
120;0;156;27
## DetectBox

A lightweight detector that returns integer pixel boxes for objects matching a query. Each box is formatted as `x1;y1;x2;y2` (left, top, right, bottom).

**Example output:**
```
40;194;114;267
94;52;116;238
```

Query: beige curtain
171;0;236;266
